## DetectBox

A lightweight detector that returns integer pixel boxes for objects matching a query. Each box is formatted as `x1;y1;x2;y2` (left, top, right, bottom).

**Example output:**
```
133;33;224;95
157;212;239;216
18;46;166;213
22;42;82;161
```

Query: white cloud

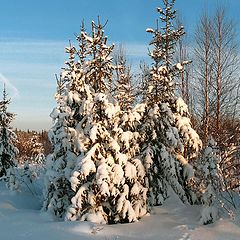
0;73;20;98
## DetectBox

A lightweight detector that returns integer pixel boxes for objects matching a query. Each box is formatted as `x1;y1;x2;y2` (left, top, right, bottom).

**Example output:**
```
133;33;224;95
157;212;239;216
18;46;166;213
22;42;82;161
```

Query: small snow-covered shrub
8;161;46;200
200;205;219;225
197;138;240;224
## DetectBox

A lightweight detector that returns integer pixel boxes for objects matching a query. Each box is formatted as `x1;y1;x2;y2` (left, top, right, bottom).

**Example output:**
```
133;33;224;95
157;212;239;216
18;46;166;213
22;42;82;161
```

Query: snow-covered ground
0;182;239;240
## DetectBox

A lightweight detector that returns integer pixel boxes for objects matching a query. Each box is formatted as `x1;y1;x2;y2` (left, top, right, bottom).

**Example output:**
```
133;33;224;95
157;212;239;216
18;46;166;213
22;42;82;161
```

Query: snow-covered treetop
145;0;194;105
145;0;192;106
147;0;185;68
59;18;115;97
0;85;15;128
80;18;115;93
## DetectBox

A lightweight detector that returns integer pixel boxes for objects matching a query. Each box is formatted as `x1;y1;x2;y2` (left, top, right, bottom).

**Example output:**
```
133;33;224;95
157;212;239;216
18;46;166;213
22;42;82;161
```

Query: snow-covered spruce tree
43;21;104;218
65;19;148;224
142;0;201;206
43;81;75;218
199;137;223;224
0;86;19;190
43;57;86;218
44;19;148;223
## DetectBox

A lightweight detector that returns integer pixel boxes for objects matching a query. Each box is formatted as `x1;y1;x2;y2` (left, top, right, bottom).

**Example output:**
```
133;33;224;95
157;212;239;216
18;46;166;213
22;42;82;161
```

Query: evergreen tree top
0;85;15;128
61;17;115;94
147;0;185;69
145;0;191;105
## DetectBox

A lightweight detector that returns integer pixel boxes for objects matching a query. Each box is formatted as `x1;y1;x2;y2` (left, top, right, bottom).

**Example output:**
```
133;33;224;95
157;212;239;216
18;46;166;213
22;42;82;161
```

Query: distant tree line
14;129;52;163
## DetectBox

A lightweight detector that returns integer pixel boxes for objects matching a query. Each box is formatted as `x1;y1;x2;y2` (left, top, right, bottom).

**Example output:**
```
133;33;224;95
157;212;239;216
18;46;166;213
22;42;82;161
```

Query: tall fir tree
142;0;201;206
44;19;148;223
66;19;147;224
0;86;19;190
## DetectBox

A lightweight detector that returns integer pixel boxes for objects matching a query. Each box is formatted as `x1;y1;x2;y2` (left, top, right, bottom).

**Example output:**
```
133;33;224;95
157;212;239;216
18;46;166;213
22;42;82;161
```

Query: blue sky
0;0;239;130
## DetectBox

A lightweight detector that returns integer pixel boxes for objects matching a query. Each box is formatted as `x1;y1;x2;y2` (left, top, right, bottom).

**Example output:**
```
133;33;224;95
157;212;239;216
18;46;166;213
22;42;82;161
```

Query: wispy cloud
0;73;20;98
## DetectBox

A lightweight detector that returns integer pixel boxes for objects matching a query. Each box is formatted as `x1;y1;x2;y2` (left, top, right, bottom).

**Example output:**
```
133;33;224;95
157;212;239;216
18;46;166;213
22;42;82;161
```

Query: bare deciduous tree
211;7;239;146
194;7;240;148
194;12;213;146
